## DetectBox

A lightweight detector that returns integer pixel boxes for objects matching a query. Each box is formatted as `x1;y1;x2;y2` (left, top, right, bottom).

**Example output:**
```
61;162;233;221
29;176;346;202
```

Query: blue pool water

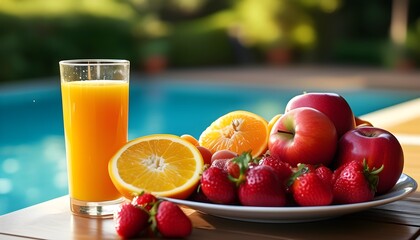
1;77;419;215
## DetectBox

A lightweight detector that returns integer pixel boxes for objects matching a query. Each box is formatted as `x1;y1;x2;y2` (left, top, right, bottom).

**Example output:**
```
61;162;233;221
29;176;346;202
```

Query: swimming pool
1;77;419;215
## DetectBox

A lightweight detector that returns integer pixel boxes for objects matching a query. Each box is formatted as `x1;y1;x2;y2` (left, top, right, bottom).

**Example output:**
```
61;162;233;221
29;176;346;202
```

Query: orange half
109;134;204;200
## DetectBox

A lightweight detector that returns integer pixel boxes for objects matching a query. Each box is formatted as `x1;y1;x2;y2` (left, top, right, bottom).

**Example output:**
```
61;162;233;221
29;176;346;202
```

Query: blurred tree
0;0;418;81
0;0;138;82
122;0;327;66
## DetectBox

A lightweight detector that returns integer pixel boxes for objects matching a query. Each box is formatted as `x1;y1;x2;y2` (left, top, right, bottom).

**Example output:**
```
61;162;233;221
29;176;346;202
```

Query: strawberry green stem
148;200;161;235
287;164;309;187
228;151;253;187
362;159;384;193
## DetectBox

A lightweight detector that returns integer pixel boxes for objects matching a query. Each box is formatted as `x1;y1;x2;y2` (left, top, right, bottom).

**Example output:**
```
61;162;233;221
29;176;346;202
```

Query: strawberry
151;201;192;238
200;166;237;204
131;192;157;211
227;152;286;207
259;154;293;184
314;165;333;188
225;160;241;178
289;164;333;206
237;165;286;207
226;151;253;178
209;158;240;178
333;160;383;204
210;158;230;171
210;151;256;178
113;202;150;238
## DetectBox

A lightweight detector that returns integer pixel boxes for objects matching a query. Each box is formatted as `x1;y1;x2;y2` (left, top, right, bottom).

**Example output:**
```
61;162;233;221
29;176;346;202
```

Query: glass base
70;197;125;218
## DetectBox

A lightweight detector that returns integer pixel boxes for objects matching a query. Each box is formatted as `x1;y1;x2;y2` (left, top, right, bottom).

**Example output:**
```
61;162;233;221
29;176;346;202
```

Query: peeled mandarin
199;110;269;158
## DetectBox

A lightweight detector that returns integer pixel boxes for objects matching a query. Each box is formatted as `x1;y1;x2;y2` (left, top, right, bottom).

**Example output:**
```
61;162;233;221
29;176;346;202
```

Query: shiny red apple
334;126;404;195
268;107;338;167
285;92;356;138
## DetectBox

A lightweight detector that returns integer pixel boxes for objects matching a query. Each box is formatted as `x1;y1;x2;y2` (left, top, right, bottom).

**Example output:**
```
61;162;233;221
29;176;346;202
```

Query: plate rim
163;173;417;222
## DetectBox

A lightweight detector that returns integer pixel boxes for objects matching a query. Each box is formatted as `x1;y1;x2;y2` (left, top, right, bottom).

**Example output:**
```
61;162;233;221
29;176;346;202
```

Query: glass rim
59;59;129;66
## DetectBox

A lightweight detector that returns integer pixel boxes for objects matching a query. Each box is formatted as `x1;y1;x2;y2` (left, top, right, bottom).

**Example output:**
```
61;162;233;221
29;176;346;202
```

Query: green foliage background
0;0;419;82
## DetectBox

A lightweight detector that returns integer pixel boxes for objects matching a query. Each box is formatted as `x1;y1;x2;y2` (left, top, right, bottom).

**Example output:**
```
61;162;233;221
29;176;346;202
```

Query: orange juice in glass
59;59;129;217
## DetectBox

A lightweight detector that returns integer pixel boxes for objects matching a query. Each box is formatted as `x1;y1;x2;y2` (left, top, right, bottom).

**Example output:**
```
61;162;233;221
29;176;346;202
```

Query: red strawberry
228;151;256;181
289;164;333;206
210;158;230;171
238;165;286;207
131;192;158;211
152;201;192;238
226;160;241;178
314;165;333;188
114;202;150;238
259;154;292;184
333;160;383;204
200;166;237;204
227;152;286;207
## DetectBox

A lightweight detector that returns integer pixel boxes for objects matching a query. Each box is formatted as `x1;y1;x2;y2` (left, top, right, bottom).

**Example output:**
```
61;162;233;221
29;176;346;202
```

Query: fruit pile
114;192;192;239
191;92;404;206
110;92;405;237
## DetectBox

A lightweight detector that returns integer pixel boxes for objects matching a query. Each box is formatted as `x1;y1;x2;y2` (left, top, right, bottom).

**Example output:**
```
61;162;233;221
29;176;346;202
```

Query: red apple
285;92;356;138
269;107;338;167
334;126;404;194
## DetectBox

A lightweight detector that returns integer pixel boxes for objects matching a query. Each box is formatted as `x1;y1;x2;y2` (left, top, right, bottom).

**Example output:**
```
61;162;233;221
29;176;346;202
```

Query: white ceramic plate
164;173;417;223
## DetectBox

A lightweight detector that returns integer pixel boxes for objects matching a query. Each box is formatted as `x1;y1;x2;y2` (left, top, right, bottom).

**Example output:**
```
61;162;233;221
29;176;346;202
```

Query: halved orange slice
108;134;204;200
198;110;269;158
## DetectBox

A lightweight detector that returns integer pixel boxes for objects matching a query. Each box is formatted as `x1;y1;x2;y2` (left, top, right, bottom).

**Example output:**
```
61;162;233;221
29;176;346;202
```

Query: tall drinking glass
59;59;129;217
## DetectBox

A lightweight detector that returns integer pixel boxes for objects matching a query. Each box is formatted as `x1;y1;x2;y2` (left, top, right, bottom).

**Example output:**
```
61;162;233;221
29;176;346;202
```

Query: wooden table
0;192;419;239
1;98;419;240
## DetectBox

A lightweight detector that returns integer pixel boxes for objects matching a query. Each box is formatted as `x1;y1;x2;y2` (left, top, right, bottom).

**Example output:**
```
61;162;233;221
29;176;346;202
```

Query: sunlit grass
0;0;136;20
